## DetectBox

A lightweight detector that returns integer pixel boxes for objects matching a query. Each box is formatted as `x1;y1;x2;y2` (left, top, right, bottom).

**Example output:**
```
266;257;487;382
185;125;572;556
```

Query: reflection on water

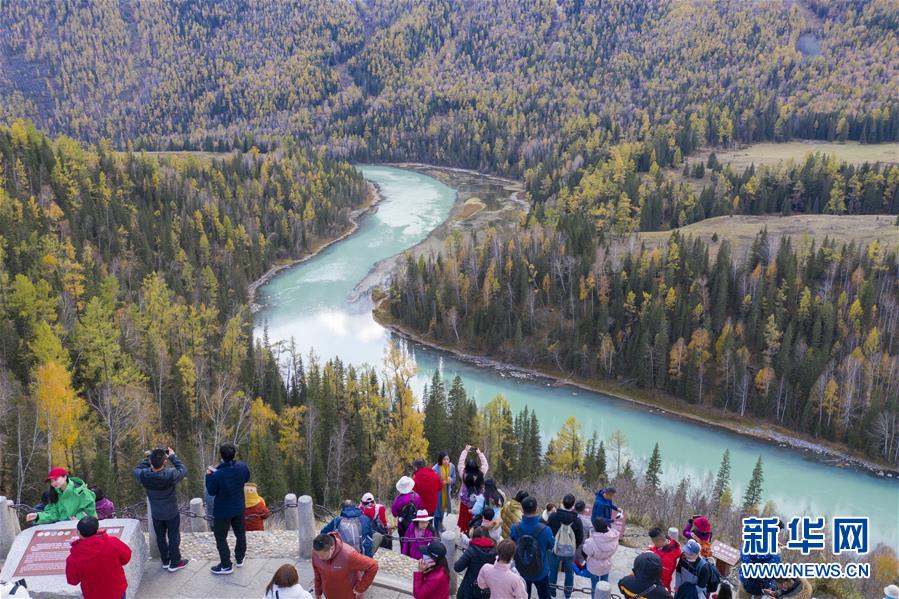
255;165;899;549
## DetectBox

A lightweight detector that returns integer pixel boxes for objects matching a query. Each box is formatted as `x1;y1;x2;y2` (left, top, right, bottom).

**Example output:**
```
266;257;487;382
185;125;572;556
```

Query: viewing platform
0;494;643;598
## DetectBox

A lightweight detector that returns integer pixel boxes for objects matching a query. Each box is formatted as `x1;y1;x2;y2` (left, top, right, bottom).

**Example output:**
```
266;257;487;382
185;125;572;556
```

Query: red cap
46;467;68;481
693;516;712;534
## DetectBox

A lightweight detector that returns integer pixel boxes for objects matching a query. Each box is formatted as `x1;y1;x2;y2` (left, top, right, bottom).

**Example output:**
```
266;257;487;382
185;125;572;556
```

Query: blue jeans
547;554;574;598
589;573;608;593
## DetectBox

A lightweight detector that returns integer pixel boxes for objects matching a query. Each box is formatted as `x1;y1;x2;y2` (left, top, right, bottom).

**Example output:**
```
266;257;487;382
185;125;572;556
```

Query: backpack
704;559;722;595
552;520;576;558
514;523;546;579
399;499;418;537
338;516;363;552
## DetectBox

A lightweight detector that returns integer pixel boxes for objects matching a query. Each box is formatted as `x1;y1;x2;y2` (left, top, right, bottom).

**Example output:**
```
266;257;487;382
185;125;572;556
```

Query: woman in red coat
413;542;450;599
412;458;443;515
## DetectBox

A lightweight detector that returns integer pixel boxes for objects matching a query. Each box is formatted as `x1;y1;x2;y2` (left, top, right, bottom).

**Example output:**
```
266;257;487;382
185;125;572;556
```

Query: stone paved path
133;512;646;597
135;557;412;599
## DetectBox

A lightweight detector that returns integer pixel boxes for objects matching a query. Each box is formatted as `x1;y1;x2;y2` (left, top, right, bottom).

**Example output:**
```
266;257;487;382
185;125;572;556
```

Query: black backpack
514;523;546;579
399;499;418;537
705;559;722;595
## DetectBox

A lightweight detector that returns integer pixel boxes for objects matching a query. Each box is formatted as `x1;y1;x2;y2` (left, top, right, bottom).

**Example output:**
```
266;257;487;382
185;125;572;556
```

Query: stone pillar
297;495;314;560
593;580;611;599
189;497;209;533
440;530;459;596
146;498;160;558
0;496;18;560
284;493;299;531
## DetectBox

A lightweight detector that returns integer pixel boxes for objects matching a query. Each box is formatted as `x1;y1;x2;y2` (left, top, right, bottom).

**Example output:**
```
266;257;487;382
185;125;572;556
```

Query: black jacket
205;460;251;519
133;454;188;521
618;552;674;599
454;538;497;599
546;508;584;549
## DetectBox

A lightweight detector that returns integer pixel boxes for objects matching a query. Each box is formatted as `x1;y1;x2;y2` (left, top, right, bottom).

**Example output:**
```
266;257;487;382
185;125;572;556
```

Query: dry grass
637;214;899;260
697;141;899;170
459;197;487;220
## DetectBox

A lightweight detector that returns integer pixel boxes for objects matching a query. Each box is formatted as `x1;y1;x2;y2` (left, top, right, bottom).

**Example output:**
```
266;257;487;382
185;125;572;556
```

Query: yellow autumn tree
277;406;306;465
33;360;86;466
371;342;428;497
669;337;687;380
248;397;278;465
545;416;584;474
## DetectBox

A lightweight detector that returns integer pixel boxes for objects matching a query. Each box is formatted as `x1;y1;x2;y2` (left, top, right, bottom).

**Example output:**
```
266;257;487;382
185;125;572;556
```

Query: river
254;165;898;549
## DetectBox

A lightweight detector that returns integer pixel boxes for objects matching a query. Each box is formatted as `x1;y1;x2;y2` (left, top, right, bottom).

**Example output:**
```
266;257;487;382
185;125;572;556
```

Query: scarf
439;464;451;508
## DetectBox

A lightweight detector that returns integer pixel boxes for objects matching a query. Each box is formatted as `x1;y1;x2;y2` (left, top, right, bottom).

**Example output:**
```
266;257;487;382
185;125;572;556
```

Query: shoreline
375;311;899;481
251;161;898;480
246;180;383;312
348;163;527;301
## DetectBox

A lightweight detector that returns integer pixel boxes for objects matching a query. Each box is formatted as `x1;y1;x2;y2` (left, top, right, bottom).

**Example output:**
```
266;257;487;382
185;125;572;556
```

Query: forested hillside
387;220;899;465
0;121;367;503
1;0;898;509
1;0;897;202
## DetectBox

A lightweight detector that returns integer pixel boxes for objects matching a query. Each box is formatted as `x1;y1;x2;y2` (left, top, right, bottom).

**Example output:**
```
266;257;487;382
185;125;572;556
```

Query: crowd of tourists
308;446;821;599
24;444;884;598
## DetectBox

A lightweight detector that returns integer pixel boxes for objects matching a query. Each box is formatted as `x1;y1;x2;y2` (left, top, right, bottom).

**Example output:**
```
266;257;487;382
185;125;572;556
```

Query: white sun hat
412;509;434;522
395;476;415;495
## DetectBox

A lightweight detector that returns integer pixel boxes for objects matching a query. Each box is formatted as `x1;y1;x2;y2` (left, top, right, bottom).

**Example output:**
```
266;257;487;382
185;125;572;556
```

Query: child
480;506;502;543
264;563;313;598
582;516;620;593
244;483;271;532
541;503;556;523
89;485;115;520
407;510;437;559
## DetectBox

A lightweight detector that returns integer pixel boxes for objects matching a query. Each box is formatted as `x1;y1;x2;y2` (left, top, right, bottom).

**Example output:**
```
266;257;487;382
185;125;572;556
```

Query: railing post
440;530;459;596
146;498;160;558
298;495;314;560
284;493;299;531
594;579;611;599
190;497;209;533
0;496;18;560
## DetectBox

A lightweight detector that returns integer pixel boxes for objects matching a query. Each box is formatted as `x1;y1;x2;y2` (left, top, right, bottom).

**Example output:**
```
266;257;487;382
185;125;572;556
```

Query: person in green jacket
26;468;97;525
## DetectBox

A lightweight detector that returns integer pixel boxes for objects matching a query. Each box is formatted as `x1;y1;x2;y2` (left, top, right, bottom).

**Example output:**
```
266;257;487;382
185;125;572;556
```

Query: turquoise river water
255;165;898;549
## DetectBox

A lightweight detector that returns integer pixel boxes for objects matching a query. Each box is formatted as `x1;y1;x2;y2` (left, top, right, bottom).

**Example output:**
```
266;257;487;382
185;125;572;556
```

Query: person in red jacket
66;516;132;599
413;541;450;599
412;458;443;515
647;527;680;592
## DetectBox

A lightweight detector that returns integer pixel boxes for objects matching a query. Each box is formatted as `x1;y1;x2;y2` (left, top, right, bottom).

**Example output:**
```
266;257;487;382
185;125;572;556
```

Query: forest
0;121;368;504
1;0;897;206
387;217;899;465
0;0;896;533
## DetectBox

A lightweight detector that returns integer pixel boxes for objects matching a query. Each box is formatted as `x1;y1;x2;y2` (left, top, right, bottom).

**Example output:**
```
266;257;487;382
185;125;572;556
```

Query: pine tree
516;407;543;479
742;456;765;513
712;449;731;513
447;375;475;458
423;370;449;458
584;433;608;485
644;442;662;494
